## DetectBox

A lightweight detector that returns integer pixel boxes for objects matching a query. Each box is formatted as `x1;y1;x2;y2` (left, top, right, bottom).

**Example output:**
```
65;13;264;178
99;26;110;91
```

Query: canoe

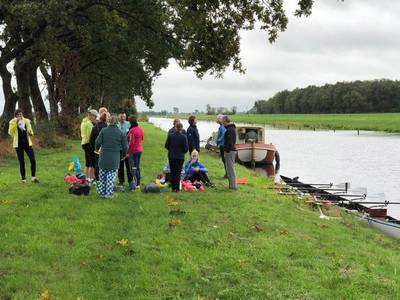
280;175;400;239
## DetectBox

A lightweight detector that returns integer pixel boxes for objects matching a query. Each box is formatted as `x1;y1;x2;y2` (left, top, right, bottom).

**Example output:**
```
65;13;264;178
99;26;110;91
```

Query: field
1;123;400;299
170;113;400;133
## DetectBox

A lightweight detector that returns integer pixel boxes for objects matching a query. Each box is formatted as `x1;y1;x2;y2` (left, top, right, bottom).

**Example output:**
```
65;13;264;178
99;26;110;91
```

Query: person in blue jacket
216;114;227;178
184;150;212;185
186;115;200;156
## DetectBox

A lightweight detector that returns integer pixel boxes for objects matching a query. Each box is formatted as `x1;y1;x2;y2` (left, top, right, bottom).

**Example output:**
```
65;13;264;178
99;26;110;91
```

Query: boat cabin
236;126;265;144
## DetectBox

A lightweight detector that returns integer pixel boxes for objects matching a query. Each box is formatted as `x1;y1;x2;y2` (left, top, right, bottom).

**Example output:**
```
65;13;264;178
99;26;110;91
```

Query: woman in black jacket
165;122;189;192
186;115;200;156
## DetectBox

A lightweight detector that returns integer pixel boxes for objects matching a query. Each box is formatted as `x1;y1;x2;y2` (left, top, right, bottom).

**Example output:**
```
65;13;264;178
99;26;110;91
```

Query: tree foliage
253;80;400;114
0;0;315;136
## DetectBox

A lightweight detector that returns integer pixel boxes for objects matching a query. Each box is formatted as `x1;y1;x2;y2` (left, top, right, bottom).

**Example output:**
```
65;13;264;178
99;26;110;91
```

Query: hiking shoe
128;181;137;191
114;185;125;192
31;177;39;183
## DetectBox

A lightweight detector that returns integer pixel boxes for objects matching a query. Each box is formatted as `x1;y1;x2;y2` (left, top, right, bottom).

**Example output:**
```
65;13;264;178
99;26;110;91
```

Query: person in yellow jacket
81;109;98;183
8;109;39;183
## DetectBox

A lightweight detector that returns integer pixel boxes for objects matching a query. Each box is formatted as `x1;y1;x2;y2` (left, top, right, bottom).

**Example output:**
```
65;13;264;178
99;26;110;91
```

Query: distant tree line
253;80;400;114
206;104;237;115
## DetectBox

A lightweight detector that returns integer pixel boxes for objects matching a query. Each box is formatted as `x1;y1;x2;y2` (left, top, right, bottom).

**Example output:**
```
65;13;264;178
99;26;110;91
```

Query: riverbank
167;113;400;133
1;123;400;299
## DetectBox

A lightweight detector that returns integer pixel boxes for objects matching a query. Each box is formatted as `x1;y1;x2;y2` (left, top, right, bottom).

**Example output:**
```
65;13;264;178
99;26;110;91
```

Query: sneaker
113;185;125;192
104;194;114;199
22;179;27;184
31;177;39;183
128;181;136;191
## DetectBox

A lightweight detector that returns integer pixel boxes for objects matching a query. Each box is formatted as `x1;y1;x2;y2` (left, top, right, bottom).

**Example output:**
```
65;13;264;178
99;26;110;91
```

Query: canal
150;117;400;219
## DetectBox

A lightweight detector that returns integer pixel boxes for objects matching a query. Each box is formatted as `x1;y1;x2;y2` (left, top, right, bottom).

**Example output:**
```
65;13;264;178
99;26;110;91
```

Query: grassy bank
1;123;400;299
169;113;400;133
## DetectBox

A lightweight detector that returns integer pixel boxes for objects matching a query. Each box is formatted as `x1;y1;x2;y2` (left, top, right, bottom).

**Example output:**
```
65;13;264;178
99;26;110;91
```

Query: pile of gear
64;155;90;196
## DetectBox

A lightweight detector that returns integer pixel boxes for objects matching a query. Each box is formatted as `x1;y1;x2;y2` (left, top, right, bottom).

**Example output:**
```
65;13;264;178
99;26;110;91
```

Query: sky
1;0;400;114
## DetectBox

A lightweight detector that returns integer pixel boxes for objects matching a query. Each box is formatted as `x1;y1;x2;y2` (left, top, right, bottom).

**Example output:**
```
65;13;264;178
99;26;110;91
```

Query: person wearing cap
8;109;39;183
116;111;132;188
95;115;128;198
81;109;98;183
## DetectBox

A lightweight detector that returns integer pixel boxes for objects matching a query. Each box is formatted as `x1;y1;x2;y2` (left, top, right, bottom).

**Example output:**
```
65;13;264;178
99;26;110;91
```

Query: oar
284;182;333;187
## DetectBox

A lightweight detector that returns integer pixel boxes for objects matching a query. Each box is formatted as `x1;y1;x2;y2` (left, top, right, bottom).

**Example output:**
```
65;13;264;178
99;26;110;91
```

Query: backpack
143;182;161;193
69;184;90;196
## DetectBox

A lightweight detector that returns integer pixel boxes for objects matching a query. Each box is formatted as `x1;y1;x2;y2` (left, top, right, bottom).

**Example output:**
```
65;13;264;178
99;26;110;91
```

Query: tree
173;107;179;114
251;79;400;114
0;0;316;137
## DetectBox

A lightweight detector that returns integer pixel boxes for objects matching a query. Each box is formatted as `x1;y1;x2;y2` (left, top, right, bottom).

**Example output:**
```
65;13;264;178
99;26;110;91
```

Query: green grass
170;113;400;133
1;123;400;299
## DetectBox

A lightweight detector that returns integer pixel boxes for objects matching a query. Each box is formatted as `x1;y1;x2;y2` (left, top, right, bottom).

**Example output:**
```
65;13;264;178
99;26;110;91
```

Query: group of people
164;114;237;192
80;108;144;198
8;107;237;196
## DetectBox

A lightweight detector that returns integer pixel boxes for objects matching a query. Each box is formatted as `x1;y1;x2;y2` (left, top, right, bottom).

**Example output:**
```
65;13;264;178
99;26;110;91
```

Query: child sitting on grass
184;150;213;186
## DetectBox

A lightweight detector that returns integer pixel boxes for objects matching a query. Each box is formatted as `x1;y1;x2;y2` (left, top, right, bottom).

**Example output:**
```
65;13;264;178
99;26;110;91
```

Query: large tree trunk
14;59;33;120
29;64;48;120
40;64;59;122
0;64;19;139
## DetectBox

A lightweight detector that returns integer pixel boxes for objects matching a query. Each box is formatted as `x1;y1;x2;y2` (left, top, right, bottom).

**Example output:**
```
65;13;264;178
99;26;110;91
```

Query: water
150;117;400;219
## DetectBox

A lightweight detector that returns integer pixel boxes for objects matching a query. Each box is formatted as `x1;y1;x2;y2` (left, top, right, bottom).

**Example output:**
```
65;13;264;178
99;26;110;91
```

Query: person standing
8;109;39;183
187;115;200;155
80;109;98;183
117;111;132;187
165;122;188;192
168;118;186;135
90;112;109;181
216;114;227;178
95;116;128;198
127;115;144;190
223;116;237;190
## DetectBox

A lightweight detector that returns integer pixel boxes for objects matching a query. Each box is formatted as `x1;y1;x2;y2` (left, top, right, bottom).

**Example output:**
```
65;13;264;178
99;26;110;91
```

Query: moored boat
206;125;277;166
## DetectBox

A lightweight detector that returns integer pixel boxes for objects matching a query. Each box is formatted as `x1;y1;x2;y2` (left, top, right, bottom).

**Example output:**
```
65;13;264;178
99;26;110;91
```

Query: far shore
155;113;400;133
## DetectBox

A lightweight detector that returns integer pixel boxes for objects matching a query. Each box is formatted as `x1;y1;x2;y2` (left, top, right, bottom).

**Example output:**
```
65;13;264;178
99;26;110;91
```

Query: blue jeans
132;152;142;185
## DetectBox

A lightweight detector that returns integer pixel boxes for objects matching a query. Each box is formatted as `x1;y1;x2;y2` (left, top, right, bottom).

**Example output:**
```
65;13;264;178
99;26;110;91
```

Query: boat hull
235;143;276;164
361;216;400;239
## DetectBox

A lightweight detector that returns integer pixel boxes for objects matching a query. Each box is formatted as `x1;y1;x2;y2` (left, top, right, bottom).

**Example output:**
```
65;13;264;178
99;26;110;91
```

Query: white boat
360;215;400;239
206;126;277;166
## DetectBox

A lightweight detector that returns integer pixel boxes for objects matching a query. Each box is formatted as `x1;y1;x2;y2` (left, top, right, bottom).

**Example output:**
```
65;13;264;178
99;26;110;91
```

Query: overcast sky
1;0;400;114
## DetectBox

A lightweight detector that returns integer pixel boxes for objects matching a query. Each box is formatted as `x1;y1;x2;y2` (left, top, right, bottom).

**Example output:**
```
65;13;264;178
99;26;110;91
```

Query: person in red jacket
127;115;144;190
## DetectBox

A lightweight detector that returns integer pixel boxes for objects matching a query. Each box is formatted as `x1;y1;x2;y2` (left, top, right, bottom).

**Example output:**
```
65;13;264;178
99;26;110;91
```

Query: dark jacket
90;121;107;150
165;131;189;160
168;127;186;135
186;125;200;151
223;123;237;152
95;125;128;170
